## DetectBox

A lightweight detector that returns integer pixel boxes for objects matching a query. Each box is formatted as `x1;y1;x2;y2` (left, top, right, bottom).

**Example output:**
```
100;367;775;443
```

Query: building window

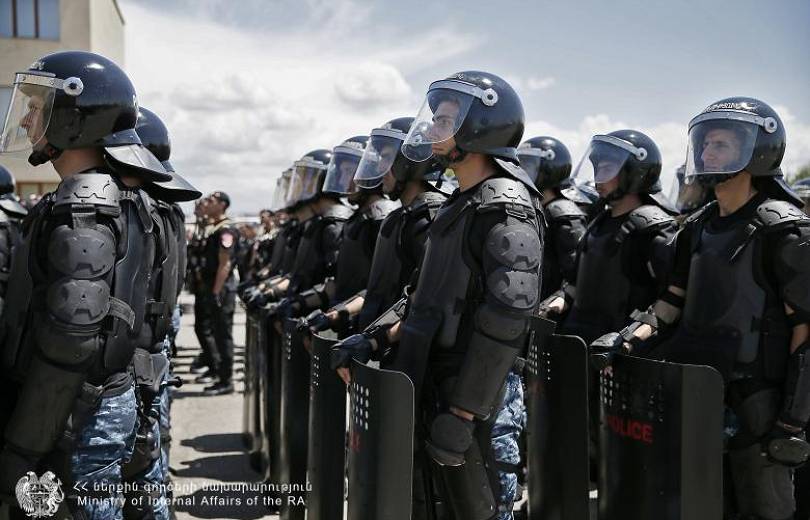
0;0;59;40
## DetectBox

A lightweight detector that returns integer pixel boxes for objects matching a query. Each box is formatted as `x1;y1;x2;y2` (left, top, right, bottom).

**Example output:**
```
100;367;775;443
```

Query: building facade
0;0;124;198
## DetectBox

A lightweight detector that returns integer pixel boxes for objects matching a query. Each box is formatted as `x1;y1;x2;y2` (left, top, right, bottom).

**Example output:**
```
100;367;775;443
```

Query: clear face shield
572;135;647;193
323;146;364;195
0;72;64;154
287;160;324;205
355;129;405;190
272;170;292;210
517;147;557;185
684;112;769;185
401;79;498;162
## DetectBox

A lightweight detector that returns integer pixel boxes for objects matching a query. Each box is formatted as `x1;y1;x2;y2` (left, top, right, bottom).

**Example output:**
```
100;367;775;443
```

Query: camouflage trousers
69;387;137;520
491;371;526;520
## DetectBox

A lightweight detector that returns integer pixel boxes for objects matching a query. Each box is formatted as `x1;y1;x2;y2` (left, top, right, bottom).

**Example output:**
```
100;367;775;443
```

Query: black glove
213;291;224;307
246;289;268;310
761;423;810;468
330;334;374;370
589;332;627;370
299;309;331;333
425;413;476;466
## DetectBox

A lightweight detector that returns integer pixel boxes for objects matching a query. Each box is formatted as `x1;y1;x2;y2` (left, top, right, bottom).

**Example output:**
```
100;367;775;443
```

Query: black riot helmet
135;107;201;202
684;97;801;206
572;129;662;202
517;136;572;190
402;71;525;165
287;149;332;205
0;164;16;195
322;135;368;197
355;116;448;199
0;51;170;181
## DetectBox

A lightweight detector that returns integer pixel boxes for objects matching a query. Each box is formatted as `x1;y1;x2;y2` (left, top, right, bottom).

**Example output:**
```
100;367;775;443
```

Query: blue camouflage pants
70;387;137;520
490;371;526;520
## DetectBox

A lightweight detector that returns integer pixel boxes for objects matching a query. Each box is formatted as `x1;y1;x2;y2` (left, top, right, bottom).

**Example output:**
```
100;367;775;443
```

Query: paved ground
169;298;278;520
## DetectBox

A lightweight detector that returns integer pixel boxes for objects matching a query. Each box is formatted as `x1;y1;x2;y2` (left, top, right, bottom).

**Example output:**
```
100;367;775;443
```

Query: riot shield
262;310;283;489
306;330;346;520
525;331;591;520
244;311;265;469
598;355;723;520
278;317;311;520
346;361;414;520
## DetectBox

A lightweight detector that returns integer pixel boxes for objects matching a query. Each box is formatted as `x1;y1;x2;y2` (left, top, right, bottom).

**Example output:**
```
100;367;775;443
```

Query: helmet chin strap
28;143;63;167
604;186;625;203
435;146;467;169
695;170;741;188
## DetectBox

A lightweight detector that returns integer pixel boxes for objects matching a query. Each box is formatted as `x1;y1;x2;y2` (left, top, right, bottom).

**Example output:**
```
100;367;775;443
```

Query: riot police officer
195;192;240;396
189;197;213;374
333;71;543;520
288;136;400;335
122;106;200;520
517;136;590;300
302;117;452;340
540;130;678;345
0;50;170;518
604;98;810;520
0;165;26;319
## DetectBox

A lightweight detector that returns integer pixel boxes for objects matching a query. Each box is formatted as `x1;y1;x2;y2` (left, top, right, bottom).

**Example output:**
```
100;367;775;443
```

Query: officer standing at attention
196;192;240;396
0;50;169;518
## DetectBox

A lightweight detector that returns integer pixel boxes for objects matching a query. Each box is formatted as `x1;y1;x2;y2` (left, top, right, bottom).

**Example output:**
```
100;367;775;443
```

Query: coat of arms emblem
15;471;64;518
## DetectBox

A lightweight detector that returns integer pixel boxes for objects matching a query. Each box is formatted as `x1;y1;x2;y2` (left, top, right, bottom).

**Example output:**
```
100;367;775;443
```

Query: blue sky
119;0;810;213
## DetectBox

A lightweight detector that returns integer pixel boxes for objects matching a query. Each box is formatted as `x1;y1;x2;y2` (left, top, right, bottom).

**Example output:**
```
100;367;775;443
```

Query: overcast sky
119;0;810;213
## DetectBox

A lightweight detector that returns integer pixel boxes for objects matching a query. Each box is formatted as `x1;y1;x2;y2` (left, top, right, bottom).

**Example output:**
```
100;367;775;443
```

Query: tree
791;163;810;183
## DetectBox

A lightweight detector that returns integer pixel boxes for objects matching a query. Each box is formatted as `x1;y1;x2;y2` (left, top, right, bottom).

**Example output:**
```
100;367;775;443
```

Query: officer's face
701;129;742;172
339;160;357;189
20;95;47;147
382;170;397;194
596;175;620;198
429;100;461;153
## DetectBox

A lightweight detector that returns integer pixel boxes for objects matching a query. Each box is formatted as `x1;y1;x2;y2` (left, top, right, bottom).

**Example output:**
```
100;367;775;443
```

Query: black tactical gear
561;204;677;344
1;172;155;458
541;197;589;299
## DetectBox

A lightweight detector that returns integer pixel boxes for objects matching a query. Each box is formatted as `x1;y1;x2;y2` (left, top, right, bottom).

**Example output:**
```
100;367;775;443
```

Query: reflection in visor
355;132;402;189
685;119;758;181
402;86;474;162
571;137;633;187
0;81;56;153
324;153;361;194
517;154;541;183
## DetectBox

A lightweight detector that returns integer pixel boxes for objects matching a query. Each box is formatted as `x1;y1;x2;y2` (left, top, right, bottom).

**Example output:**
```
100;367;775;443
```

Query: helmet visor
572;135;641;186
323;146;363;195
402;80;486;162
685;114;761;183
355;130;403;189
0;73;58;153
668;170;710;213
517;147;557;185
272;171;292;210
289;161;324;203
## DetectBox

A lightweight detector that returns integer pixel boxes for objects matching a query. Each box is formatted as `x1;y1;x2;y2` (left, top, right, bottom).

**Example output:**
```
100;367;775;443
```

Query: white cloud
119;1;478;213
527;76;556;91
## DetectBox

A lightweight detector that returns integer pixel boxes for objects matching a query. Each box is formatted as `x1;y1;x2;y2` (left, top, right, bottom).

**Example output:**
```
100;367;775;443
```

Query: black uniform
288;204;352;298
0;198;25;317
391;175;543;519
650;196;810;519
358;190;446;330
560;203;676;344
540;197;589;299
197;217;240;383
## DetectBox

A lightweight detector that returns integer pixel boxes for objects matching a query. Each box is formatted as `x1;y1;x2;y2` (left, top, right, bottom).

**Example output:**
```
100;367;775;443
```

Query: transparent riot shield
306;330;347;520
346;361;414;520
597;354;724;520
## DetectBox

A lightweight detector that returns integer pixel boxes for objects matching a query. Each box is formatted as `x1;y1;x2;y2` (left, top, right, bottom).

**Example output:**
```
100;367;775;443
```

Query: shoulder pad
53;173;120;208
627;204;675;232
478;177;534;212
756;199;809;229
411;190;448;220
0;210;9;224
322;204;354;222
367;198;401;221
545;198;586;221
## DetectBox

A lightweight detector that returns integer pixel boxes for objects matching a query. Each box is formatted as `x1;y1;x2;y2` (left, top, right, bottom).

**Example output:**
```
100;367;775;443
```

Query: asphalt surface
169;297;278;520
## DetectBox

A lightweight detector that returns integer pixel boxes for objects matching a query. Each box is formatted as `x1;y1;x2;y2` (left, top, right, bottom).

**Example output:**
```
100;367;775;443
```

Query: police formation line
0;50;808;520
